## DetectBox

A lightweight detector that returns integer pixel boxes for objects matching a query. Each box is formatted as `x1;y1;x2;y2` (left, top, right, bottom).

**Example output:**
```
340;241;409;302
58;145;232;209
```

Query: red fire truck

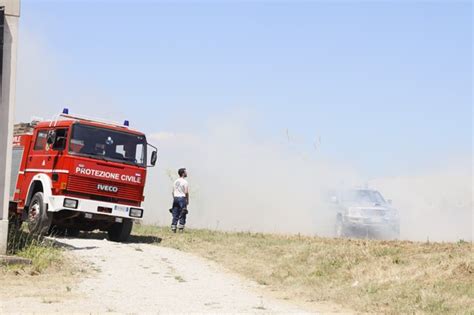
8;109;157;242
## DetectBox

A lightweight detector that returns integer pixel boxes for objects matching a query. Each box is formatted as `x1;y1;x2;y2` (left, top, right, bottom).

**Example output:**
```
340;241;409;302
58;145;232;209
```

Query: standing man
171;168;189;233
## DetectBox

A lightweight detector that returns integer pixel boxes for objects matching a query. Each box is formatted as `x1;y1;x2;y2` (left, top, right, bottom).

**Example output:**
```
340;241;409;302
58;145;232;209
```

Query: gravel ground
0;237;318;314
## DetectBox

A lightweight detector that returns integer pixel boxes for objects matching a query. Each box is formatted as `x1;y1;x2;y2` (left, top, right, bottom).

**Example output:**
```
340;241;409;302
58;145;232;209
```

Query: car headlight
348;207;362;217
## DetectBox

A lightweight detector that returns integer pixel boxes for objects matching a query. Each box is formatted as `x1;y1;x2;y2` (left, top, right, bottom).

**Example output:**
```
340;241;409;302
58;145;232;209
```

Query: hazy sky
15;0;472;177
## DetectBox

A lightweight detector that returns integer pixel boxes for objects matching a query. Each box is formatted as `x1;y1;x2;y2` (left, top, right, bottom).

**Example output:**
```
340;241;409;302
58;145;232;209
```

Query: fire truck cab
9;111;157;242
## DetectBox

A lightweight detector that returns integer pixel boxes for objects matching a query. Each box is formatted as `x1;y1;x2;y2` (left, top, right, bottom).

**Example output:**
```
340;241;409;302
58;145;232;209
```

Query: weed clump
4;229;63;273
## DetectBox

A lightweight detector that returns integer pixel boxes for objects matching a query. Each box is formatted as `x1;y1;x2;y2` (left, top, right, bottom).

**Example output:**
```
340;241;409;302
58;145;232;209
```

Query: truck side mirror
46;131;56;145
147;142;158;167
150;150;157;166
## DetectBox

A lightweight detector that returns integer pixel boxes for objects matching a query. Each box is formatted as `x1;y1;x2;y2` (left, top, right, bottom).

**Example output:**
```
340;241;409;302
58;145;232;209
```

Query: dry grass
2;230;64;274
134;225;473;314
1;230;86;307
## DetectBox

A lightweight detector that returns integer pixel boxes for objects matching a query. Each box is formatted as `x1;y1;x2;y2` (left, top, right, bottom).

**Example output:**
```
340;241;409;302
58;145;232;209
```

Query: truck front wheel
108;219;133;242
26;192;52;236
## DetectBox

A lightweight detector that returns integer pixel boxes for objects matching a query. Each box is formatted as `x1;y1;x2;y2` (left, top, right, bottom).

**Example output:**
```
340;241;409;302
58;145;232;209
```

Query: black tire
335;216;345;238
66;228;81;238
108;219;133;242
26;192;52;236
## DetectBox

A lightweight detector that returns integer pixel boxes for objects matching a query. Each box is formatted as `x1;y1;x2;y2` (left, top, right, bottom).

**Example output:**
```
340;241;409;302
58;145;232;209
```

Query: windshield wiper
75;152;141;166
77;152;109;162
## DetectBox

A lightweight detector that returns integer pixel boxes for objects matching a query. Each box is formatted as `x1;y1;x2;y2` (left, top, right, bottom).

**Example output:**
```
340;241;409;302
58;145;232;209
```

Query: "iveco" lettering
97;184;119;193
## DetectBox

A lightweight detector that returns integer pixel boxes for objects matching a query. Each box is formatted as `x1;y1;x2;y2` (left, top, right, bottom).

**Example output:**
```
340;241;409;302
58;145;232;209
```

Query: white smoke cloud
143;116;472;242
15;30;128;123
144;116;361;236
370;160;473;242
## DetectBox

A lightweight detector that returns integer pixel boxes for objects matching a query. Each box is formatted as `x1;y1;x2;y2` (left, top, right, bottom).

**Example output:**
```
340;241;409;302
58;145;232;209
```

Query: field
134;225;473;314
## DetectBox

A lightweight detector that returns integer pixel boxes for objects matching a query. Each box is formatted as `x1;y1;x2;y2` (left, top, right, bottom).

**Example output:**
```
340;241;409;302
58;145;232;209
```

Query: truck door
22;128;69;197
49;128;68;170
25;129;52;172
25;128;68;171
20;129;50;203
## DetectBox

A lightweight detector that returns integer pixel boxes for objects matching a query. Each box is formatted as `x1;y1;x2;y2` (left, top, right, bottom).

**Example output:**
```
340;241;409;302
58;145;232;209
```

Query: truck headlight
63;198;78;209
130;208;143;218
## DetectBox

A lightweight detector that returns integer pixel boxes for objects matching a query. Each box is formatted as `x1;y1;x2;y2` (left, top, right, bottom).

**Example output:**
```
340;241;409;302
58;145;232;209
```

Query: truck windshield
69;124;146;167
343;190;386;205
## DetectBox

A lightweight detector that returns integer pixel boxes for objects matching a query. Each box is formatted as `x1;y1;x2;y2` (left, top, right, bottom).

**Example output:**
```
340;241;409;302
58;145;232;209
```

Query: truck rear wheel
108;219;133;242
66;228;81;238
26;192;52;236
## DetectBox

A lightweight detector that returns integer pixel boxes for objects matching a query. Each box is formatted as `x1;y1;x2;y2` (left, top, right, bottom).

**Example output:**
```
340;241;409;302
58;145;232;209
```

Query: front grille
361;209;386;217
67;175;143;203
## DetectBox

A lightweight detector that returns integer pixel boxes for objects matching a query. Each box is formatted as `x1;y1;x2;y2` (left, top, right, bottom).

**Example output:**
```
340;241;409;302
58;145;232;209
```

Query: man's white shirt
173;178;189;198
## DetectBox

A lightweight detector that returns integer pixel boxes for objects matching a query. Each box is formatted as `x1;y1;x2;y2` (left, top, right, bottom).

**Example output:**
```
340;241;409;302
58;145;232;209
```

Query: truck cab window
34;130;48;151
52;128;68;151
69;124;147;167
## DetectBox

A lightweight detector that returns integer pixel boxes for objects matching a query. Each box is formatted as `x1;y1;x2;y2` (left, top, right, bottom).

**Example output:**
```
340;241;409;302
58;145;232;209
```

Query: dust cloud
370;162;473;242
144;117;360;237
15;30;129;123
143;117;473;242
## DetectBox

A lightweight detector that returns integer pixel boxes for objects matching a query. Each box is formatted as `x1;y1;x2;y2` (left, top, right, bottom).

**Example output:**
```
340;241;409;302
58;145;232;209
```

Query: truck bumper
46;195;144;220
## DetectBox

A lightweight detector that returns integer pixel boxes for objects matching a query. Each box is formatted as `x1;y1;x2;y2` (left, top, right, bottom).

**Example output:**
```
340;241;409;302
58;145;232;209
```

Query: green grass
133;225;473;314
3;230;64;274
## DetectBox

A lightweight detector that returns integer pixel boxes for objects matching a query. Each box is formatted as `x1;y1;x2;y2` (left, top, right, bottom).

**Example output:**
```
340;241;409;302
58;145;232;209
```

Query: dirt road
0;237;314;313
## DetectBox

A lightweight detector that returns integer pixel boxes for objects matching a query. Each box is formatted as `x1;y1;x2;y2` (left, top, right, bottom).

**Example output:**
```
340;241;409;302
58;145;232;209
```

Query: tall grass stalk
5;228;62;273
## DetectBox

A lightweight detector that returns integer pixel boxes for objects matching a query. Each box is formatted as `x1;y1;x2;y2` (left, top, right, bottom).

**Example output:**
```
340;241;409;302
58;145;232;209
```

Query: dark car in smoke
330;189;400;239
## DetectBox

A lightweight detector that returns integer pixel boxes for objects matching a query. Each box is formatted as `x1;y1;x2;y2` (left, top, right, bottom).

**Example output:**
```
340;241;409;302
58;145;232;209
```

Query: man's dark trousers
171;197;187;230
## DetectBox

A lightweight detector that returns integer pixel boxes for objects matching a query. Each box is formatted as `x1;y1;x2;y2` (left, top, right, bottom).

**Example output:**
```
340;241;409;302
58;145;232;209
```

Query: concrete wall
0;0;20;255
0;0;19;16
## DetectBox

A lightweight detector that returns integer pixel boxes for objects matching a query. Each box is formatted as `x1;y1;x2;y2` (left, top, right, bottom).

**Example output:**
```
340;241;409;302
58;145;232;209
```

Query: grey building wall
0;0;20;255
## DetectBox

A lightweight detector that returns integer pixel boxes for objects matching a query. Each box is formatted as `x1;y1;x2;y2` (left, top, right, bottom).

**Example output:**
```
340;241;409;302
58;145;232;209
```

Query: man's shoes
171;225;177;233
178;228;184;233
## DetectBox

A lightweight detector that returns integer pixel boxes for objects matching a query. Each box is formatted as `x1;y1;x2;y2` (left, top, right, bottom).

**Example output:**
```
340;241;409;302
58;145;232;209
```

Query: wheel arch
25;174;53;209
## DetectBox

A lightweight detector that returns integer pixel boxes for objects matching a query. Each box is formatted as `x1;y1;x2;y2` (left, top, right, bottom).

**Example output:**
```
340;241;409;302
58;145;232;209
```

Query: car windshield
69;124;146;167
342;190;386;205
